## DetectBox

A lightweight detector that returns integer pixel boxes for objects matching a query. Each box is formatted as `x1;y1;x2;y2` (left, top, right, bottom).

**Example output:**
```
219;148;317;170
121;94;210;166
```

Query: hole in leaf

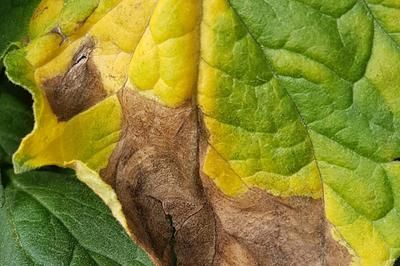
76;55;88;64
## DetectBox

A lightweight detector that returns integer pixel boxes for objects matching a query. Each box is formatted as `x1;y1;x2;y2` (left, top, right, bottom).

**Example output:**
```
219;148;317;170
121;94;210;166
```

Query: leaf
0;0;41;58
0;168;153;266
0;171;4;208
3;0;400;265
0;73;33;165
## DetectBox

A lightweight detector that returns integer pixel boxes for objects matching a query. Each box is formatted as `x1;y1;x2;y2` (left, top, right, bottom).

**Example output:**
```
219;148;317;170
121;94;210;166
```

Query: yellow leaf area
5;0;400;265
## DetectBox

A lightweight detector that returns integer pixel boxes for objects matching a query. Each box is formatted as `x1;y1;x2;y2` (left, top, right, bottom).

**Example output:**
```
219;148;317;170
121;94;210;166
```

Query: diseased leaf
0;168;153;266
3;0;400;265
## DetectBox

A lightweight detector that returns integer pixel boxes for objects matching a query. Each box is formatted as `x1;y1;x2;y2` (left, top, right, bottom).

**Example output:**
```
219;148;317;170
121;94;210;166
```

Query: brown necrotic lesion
43;37;107;121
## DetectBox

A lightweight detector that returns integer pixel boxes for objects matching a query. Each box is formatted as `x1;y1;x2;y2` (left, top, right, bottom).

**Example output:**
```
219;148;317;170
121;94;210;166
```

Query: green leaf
0;0;41;58
0;73;33;164
0;169;153;266
0;171;4;207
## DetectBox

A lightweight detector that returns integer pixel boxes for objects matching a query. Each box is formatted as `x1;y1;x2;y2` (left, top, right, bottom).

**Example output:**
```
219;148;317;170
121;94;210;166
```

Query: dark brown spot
43;37;107;121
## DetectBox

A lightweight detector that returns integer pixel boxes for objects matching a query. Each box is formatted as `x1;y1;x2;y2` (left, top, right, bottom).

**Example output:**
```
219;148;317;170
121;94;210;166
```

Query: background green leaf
0;0;41;58
0;171;4;207
0;168;153;266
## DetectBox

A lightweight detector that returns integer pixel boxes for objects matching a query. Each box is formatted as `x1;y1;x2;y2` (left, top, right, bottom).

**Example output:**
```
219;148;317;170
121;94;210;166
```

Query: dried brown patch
43;37;107;121
101;89;351;265
200;177;351;265
101;88;215;265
